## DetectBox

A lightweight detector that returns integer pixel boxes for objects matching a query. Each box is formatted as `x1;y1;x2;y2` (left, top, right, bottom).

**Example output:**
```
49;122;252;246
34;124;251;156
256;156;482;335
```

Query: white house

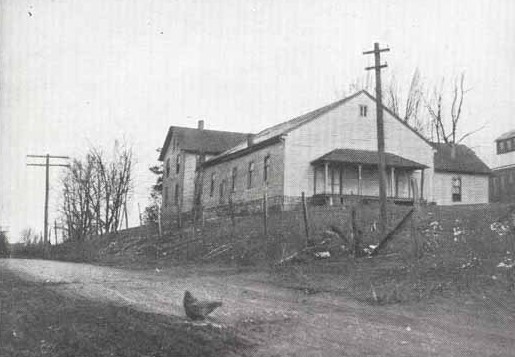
159;90;491;214
200;91;434;209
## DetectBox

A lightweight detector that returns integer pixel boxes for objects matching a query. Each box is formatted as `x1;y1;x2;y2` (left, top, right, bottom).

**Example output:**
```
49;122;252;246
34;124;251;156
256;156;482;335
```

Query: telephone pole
363;42;390;234
27;154;70;244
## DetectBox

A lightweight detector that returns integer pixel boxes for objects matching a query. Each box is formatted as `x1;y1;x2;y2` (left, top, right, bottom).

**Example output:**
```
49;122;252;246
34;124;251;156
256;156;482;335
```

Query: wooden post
302;192;309;246
364;42;390;235
157;205;162;238
44;154;49;243
324;162;329;194
390;167;395;198
358;165;362;196
351;207;360;257
263;191;268;238
420;169;425;201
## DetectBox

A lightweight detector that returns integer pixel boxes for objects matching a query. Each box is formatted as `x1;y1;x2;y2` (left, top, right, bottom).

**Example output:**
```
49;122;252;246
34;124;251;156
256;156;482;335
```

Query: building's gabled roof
495;130;515;142
312;148;428;170
433;143;491;175
158;126;249;161
206;90;433;164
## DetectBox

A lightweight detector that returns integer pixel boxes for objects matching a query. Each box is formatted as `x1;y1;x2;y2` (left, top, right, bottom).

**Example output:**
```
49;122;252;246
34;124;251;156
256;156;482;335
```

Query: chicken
183;290;222;320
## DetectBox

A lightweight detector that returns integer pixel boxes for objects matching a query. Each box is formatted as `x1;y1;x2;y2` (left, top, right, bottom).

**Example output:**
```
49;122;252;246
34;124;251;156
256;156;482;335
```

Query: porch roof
311;149;428;170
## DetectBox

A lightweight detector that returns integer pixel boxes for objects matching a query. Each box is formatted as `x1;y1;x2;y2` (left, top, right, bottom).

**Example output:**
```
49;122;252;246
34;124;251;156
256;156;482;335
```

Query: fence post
351;206;361;256
302;192;309;247
263;191;268;238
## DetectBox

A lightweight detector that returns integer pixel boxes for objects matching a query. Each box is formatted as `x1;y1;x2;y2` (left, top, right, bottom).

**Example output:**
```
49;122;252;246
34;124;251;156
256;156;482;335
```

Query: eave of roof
202;135;284;168
495;129;515;142
311;148;428;170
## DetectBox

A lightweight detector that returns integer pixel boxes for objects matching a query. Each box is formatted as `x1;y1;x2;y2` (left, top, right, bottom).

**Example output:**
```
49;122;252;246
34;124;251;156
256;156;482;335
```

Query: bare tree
426;73;484;144
386;69;426;133
60;141;134;240
20;227;37;245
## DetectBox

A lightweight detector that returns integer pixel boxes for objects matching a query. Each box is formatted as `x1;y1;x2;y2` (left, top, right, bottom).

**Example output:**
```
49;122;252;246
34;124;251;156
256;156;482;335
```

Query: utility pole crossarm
27;154;70;159
27;163;71;167
365;63;388;71
363;47;390;55
26;153;70;244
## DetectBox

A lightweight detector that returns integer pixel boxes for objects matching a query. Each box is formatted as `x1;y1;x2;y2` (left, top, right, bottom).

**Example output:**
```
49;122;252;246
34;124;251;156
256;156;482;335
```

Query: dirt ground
3;259;515;356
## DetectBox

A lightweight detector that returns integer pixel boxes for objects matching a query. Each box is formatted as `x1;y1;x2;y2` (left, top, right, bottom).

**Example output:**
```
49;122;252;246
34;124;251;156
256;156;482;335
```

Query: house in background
490;130;515;202
158;120;248;222
432;143;491;205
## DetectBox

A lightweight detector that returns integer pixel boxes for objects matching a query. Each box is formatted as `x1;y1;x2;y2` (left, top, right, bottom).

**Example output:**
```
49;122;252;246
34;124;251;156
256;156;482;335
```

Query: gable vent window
359;105;368;117
452;176;462;202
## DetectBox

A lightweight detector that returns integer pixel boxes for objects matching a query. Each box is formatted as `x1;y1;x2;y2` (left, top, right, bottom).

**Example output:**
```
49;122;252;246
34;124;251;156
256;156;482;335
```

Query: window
507;140;513;151
174;183;179;205
164;186;169;206
264;155;270;183
166;159;170;177
219;180;226;203
210;173;216;197
248;161;254;189
231;167;237;192
452;176;462;202
176;154;181;174
359;105;368;117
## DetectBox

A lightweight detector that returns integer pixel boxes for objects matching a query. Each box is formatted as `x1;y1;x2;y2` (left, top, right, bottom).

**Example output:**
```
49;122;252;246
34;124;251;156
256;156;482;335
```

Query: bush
0;232;9;257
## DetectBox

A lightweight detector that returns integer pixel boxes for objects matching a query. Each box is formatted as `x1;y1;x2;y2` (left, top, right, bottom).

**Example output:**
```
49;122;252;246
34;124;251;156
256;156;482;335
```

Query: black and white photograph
1;0;514;356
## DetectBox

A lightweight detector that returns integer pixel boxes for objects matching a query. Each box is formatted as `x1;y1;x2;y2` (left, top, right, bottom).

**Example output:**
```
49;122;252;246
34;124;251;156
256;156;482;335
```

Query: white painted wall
494;150;515;169
433;172;489;205
283;93;434;200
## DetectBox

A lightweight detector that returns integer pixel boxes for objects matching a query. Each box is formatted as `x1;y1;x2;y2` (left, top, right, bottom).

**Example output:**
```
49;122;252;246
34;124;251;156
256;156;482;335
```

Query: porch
310;149;428;206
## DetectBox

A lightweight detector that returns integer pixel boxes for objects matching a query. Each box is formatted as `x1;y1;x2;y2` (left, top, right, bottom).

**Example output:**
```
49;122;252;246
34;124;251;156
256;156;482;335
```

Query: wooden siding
490;166;515;203
433;172;489;205
201;141;285;209
283;93;434;200
494;149;515;169
181;153;197;212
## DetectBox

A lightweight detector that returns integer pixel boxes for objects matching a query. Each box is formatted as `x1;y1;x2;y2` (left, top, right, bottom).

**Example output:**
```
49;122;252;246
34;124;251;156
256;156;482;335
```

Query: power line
27;154;70;244
364;42;390;235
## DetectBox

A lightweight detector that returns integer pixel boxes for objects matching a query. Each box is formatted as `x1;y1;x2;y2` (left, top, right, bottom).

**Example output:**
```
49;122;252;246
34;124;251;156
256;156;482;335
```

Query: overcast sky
1;0;514;242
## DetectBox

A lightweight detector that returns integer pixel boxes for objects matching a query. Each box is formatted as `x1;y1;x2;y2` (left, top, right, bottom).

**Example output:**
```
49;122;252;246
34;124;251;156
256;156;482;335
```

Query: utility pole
27;154;70;244
363;42;390;235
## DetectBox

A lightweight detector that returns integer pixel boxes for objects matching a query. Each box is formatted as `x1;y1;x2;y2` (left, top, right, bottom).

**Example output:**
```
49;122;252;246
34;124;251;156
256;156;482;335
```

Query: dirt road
2;259;514;356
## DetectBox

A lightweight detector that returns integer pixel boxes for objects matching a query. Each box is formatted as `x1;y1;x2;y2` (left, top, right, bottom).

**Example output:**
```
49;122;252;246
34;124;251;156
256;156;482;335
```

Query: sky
1;0;514;242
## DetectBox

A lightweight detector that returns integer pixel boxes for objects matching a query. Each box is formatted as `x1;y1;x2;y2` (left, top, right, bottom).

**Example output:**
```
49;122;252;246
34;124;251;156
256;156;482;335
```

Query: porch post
420;168;425;200
324;162;329;194
339;166;343;195
313;166;317;195
358;165;362;196
390;167;395;197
